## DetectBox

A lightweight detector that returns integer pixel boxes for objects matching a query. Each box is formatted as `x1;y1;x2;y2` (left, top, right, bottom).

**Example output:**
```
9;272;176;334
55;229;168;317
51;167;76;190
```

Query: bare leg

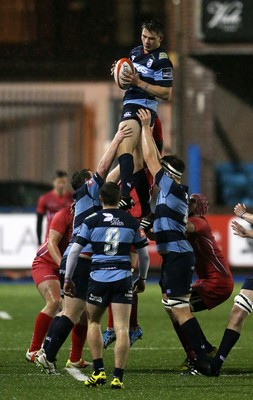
86;303;106;360
111;303;132;369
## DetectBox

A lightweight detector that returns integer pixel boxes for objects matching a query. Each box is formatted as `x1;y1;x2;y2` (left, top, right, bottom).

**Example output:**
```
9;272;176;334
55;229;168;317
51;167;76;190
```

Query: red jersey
36;189;72;236
188;216;232;280
34;207;73;268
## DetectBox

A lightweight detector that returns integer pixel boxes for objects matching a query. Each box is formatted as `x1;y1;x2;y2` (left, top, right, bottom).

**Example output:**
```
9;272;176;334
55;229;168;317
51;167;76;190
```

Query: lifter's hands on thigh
64;279;76;298
133;277;146;293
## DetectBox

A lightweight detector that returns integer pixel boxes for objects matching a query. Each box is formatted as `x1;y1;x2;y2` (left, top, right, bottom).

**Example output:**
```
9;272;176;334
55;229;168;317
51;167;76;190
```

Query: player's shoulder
38;189;53;201
130;45;142;55
153;48;173;64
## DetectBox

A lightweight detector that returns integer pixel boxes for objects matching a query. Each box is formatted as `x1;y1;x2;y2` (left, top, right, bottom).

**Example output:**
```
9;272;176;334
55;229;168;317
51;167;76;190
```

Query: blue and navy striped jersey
123;46;173;113
154;169;193;254
75;208;148;281
63;172;103;257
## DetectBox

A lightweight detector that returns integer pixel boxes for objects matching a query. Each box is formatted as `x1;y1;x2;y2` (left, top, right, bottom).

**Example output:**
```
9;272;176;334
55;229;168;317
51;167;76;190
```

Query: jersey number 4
104;227;120;256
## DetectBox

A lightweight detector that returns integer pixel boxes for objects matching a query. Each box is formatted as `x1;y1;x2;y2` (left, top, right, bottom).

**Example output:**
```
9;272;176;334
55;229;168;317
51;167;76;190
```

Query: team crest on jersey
146;58;153;68
159;52;168;60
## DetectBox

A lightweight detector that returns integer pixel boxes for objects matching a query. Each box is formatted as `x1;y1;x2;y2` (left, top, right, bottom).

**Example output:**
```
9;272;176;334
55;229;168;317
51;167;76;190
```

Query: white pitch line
64;367;89;381
0;311;12;320
0;346;243;351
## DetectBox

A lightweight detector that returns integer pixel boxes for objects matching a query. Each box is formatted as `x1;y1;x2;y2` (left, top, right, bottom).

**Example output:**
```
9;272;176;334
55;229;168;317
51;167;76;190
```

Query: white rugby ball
114;58;135;90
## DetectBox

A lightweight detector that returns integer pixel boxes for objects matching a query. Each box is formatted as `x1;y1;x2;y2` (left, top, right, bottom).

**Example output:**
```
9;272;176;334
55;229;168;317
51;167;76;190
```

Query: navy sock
201;331;214;354
113;367;124;382
43;316;61;351
118;153;134;198
45;315;74;362
180;317;207;362
212;329;240;371
133;169;151;217
93;358;104;375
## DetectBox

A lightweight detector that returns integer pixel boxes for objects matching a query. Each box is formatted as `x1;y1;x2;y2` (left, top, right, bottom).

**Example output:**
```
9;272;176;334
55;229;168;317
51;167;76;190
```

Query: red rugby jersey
187;216;232;280
35;207;73;267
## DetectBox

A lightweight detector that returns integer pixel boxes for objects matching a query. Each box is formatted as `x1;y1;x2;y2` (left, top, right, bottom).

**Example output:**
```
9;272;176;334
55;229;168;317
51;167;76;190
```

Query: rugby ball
114;58;135;90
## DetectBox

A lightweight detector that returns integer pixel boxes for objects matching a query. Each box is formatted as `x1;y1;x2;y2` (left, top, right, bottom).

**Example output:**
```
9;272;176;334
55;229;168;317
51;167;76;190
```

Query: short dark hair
53;170;68;179
161;155;185;175
71;169;92;191
141;19;164;36
100;182;120;206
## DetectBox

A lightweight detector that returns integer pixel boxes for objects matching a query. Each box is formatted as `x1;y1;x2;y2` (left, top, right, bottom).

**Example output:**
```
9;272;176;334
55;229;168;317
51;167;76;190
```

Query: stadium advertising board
200;0;253;42
0;214;252;269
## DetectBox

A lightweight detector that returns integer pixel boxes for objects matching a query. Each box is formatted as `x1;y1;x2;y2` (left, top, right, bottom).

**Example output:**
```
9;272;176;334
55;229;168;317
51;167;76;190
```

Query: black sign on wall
201;0;253;42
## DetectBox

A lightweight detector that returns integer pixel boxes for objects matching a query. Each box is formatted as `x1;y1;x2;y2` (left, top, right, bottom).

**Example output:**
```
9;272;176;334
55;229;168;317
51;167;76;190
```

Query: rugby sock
29;312;53;352
180;317;208;362
200;331;215;354
130;291;139;329
93;358;104;374
212;329;240;371
46;315;74;362
173;321;196;361
70;323;87;363
107;304;114;330
118;153;134;198
113;367;124;382
132;169;151;217
43;315;61;351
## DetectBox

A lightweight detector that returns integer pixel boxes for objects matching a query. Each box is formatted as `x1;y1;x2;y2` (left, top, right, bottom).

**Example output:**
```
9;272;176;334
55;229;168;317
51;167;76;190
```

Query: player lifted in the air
112;19;172;213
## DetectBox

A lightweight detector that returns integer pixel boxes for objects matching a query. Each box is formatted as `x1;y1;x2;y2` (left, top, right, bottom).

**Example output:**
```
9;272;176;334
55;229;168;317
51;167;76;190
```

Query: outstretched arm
234;203;253;224
231;220;253;239
137;108;162;178
96;125;132;179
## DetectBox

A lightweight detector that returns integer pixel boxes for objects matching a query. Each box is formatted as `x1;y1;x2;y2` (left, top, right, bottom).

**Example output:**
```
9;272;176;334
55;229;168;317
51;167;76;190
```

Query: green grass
0;282;253;400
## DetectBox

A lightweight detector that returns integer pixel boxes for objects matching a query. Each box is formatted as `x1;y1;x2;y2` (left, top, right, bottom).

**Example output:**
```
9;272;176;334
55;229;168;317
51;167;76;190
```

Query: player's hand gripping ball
113;58;135;90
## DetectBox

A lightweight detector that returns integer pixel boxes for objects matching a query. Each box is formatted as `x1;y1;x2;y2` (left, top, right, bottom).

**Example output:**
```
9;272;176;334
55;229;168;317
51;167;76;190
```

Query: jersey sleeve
36;194;46;214
189;216;208;233
155;168;173;196
133;226;148;249
154;54;173;87
75;222;90;247
86;172;104;200
49;208;69;236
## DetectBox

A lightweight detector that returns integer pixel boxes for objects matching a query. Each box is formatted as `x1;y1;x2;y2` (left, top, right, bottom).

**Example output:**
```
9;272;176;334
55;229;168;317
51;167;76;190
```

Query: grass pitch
0;282;253;400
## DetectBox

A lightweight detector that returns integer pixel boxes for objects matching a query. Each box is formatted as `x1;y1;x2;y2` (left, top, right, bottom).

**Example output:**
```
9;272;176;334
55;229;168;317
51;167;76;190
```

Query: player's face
53;177;68;195
141;28;163;53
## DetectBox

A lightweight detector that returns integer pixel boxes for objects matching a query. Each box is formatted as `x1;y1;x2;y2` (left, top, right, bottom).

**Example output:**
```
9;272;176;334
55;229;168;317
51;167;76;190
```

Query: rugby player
210;203;253;376
64;182;149;389
27;204;73;362
36;170;72;245
113;19;172;212
173;193;234;371
35;125;132;374
137;108;212;376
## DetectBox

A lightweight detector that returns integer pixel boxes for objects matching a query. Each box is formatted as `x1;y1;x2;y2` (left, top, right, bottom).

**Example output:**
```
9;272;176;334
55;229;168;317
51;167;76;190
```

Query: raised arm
234;203;253;224
137;108;161;177
96;125;132;179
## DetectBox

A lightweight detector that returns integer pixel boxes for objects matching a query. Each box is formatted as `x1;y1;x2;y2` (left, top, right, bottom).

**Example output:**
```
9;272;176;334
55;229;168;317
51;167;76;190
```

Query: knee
45;297;62;314
229;304;248;330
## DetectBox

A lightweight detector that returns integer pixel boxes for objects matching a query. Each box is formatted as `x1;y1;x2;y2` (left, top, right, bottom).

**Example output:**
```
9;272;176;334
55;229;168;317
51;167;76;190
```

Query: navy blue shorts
120;103;157;127
60;256;91;301
242;278;253;291
87;276;133;308
159;251;195;297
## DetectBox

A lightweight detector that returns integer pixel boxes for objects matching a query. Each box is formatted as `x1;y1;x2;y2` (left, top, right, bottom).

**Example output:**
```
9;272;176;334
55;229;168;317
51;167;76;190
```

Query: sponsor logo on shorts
123;111;132;118
162;67;173;80
125;289;133;299
89;293;102;303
